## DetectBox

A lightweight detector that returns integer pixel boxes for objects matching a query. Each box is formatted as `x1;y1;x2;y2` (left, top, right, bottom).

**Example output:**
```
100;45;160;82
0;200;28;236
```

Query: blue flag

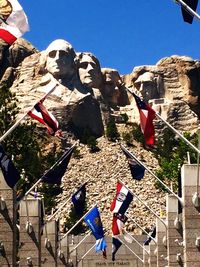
84;206;107;256
42;145;74;184
72;183;86;216
112;237;122;261
0;145;20;188
121;145;145;181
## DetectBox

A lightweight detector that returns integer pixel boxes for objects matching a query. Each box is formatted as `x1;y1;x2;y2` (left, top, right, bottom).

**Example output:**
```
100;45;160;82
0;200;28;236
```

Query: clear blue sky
20;0;200;75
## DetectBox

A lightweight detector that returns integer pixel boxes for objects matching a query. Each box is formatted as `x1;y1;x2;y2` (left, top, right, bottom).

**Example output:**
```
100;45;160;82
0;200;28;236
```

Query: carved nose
54;51;60;60
87;64;94;72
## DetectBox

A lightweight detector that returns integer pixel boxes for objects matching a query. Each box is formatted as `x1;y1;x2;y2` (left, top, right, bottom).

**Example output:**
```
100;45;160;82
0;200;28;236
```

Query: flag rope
174;0;200;21
0;83;58;142
120;144;182;203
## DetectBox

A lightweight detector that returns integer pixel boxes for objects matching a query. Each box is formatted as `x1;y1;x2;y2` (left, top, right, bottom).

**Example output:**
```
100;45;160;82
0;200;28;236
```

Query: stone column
19;197;42;267
156;218;167;267
181;164;200;267
41;220;59;267
166;194;183;266
0;169;17;267
148;243;157;267
143;245;149;267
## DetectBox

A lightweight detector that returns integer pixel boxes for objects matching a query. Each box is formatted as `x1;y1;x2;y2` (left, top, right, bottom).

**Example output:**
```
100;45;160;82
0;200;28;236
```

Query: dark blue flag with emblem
0;145;20;188
72;182;86;216
121;145;145;181
144;226;156;245
42;145;75;185
180;0;198;24
84;206;107;258
112;237;122;261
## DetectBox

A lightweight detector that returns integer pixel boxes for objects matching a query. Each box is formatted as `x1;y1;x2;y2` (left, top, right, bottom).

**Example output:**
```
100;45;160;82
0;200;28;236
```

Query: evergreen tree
106;117;120;141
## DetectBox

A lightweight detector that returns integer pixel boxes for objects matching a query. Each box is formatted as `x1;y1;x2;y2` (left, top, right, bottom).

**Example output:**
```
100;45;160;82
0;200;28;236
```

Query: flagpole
48;178;90;221
156;112;200;155
77;243;96;263
118;179;167;229
117;237;144;263
21;143;77;200
128;217;157;244
61;204;97;241
120;144;182;203
174;0;200;21
123;230;149;254
0;83;58;142
69;231;91;254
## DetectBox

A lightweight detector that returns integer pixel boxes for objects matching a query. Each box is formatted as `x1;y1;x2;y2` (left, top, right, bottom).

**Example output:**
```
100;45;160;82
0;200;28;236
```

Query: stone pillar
156;218;167;267
166;194;183;266
143;245;149;267
182;164;200;267
0;169;17;267
57;234;68;267
41;220;59;266
19;197;42;267
148;243;157;267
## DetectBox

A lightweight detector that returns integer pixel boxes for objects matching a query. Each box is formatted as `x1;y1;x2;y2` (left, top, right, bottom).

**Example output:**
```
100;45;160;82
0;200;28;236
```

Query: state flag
84;206;107;257
131;92;156;146
0;0;29;44
72;182;86;217
112;213;127;236
121;145;145;181
110;181;133;215
42;145;74;185
0;144;20;188
28;101;62;137
112;237;122;261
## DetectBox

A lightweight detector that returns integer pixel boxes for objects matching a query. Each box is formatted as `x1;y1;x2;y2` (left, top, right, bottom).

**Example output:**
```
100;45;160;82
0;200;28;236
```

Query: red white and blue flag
0;0;29;45
110;181;133;215
28;101;62;137
131;92;156;146
112;213;127;236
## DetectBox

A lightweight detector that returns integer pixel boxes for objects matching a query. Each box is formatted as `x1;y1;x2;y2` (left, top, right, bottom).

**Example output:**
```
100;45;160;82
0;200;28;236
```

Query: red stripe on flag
110;182;123;212
0;29;17;45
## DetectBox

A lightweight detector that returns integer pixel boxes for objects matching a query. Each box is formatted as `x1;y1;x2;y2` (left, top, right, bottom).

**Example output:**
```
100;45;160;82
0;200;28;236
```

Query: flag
112;213;127;236
0;145;20;188
144;226;156;245
131;92;156;145
181;0;198;24
84;206;107;257
110;181;133;215
121;145;145;181
28;101;62;137
112;237;122;261
72;182;86;217
0;0;29;45
42;145;74;184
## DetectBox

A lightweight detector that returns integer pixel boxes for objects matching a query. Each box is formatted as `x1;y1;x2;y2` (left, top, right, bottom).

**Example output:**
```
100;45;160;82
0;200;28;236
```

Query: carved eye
0;0;12;20
48;51;57;58
79;62;88;69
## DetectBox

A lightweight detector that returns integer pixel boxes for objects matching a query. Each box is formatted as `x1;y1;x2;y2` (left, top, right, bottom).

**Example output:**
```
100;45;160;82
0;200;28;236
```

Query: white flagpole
69;231;91;254
117;237;144;263
174;0;200;21
118;179;167;229
121;144;182;203
0;83;58;142
128;217;157;244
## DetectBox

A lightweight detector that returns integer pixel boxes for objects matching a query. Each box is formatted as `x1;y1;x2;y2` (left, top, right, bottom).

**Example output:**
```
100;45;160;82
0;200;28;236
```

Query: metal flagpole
156;112;200;155
48;178;90;221
117;237;144;263
120;144;182;203
0;83;58;142
128;217;157;244
21;143;77;200
69;231;91;254
174;0;200;21
118;179;167;229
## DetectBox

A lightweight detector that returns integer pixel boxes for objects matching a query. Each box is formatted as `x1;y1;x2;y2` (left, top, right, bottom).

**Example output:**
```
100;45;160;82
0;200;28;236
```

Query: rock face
1;38;200;231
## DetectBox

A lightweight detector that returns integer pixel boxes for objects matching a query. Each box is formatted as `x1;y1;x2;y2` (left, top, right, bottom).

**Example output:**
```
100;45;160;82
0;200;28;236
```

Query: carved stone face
45;39;76;79
78;53;102;88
